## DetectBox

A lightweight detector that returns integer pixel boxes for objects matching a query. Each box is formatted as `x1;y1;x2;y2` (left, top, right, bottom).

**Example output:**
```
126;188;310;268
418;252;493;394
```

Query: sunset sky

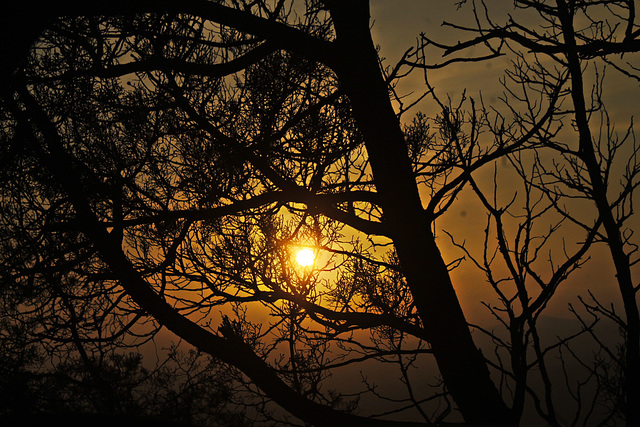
366;0;639;324
3;1;639;425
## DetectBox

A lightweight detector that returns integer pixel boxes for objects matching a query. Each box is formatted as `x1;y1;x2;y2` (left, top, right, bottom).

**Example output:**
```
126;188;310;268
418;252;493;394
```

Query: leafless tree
410;0;640;424
2;1;635;425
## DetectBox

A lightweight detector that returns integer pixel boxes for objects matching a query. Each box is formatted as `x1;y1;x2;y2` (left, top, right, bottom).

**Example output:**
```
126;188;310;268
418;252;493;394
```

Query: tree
412;0;640;424
1;1;637;425
0;327;245;426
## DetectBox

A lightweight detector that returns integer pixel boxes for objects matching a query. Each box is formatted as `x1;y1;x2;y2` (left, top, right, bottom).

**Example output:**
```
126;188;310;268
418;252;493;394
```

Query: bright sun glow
296;248;315;267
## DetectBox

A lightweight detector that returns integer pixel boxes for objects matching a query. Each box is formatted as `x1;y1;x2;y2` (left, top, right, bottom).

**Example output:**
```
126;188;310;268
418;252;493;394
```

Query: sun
296;248;315;267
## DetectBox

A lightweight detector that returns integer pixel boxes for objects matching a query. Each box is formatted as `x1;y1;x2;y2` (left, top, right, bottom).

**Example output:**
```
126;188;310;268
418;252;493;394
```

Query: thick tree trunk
5;1;514;423
325;1;514;424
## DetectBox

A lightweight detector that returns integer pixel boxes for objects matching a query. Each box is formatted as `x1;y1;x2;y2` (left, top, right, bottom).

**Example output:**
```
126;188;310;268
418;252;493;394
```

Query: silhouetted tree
1;1;637;425
413;0;640;424
0;317;246;425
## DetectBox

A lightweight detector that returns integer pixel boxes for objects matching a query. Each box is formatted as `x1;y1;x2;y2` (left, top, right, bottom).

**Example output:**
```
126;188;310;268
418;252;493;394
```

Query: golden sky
367;1;639;323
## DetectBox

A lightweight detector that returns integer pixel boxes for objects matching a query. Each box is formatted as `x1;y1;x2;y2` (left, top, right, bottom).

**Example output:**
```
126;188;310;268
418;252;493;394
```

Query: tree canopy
1;1;640;425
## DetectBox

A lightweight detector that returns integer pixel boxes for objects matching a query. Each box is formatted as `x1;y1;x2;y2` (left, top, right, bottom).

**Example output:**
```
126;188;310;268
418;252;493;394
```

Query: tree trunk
326;1;514;424
556;1;640;425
